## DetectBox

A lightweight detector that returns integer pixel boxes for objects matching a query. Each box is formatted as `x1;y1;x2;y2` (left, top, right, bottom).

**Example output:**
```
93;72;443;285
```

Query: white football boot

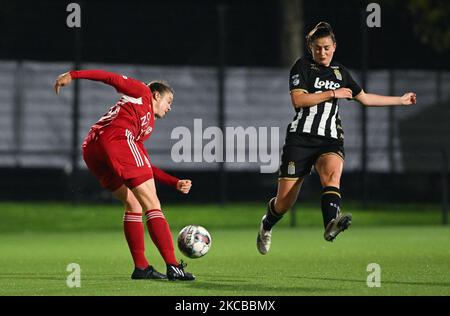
257;215;272;255
324;213;352;242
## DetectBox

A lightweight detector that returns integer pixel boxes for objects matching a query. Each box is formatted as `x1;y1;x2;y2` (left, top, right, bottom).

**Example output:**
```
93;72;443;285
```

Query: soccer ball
177;225;212;259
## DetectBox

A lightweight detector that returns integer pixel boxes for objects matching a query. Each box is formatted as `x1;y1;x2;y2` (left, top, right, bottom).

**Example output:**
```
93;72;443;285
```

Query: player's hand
54;72;72;95
177;180;192;194
400;92;416;106
333;88;353;99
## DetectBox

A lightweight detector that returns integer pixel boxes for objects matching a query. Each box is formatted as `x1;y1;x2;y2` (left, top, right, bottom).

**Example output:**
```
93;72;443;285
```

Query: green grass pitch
0;202;449;296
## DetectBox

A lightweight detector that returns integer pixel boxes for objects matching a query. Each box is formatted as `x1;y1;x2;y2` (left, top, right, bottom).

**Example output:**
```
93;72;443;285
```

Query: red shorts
82;127;153;192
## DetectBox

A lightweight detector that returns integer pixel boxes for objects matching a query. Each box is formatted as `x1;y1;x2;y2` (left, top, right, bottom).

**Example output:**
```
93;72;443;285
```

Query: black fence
0;1;449;214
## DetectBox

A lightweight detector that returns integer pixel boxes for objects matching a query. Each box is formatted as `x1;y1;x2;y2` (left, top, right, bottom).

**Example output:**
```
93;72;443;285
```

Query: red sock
145;209;178;265
123;212;149;269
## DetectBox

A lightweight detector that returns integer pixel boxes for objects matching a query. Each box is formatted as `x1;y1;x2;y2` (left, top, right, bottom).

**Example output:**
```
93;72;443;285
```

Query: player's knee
139;194;161;211
150;200;161;210
322;172;341;187
124;199;142;213
131;183;161;210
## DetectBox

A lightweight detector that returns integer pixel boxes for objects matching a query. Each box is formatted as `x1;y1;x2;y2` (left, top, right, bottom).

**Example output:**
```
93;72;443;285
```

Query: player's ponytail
306;22;336;51
147;80;174;96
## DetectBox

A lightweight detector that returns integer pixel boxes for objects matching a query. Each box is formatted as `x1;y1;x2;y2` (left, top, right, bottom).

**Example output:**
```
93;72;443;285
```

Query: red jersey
70;70;154;142
75;69;179;189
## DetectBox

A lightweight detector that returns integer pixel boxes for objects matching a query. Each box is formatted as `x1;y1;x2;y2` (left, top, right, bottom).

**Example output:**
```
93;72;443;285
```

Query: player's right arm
289;58;352;108
290;89;352;108
54;72;72;95
54;70;149;98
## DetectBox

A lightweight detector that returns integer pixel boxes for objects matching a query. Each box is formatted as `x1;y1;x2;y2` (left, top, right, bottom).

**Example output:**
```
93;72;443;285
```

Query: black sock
262;198;283;231
321;186;341;229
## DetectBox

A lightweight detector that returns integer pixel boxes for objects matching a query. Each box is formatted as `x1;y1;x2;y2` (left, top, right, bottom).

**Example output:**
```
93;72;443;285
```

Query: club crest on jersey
333;69;342;80
288;161;296;175
314;77;341;90
291;74;300;86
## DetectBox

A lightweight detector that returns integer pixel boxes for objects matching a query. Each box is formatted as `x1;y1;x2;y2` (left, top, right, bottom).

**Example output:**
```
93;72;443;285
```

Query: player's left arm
137;142;192;194
355;90;417;107
151;165;192;194
342;66;416;107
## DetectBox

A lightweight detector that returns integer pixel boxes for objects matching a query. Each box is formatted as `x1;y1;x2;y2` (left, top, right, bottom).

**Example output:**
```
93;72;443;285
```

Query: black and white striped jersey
288;56;362;144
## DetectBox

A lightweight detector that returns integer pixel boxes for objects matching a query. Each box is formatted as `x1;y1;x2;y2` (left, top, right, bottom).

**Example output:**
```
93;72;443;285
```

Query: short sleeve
289;58;310;93
342;67;362;97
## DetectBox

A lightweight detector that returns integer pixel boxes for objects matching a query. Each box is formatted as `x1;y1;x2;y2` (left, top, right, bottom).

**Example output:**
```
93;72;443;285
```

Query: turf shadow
293;275;450;288
184;280;330;294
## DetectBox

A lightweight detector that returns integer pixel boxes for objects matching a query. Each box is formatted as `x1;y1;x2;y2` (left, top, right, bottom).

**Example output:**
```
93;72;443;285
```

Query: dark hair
306;22;336;49
147;80;174;96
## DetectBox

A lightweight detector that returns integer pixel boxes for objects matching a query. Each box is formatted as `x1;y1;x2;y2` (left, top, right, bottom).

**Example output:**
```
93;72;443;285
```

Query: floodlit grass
0;202;448;296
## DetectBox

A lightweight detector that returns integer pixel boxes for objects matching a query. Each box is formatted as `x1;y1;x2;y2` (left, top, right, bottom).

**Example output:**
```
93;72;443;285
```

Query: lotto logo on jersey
313;77;341;90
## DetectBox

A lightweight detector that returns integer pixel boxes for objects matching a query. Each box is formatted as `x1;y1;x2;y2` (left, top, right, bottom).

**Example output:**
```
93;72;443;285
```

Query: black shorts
279;133;345;179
